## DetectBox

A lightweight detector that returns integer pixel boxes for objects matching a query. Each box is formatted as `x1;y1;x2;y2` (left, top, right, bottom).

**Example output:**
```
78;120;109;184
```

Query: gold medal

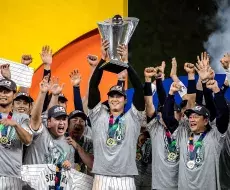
75;163;81;172
167;152;177;161
106;138;116;146
0;137;8;145
136;153;142;161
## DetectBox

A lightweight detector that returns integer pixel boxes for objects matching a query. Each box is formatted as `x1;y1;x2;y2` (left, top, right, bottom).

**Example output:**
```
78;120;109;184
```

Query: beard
70;124;84;139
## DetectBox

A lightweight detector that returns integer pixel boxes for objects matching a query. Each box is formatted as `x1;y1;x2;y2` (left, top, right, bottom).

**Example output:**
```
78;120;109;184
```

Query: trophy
97;15;139;73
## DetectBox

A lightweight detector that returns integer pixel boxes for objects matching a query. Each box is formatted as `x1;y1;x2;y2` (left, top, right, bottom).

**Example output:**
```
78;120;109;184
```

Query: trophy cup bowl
97;15;139;74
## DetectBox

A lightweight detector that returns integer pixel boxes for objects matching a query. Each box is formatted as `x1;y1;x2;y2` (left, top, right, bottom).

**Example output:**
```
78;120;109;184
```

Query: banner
21;164;93;190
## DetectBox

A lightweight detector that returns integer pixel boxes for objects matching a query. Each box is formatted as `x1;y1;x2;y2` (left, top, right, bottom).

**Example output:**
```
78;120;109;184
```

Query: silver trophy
97;15;139;73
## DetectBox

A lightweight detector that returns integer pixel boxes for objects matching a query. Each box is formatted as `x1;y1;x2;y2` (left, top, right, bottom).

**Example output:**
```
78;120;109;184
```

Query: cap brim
51;113;68;119
69;112;87;121
0;85;15;92
15;95;33;103
184;109;202;118
107;90;126;97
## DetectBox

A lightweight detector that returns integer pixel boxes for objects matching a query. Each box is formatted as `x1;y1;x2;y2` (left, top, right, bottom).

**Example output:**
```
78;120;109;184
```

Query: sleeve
187;79;196;94
129;104;145;124
196;90;203;105
127;64;145;111
202;82;216;122
214;91;229;134
20;115;32;135
162;94;179;134
156;78;166;106
73;86;83;111
88;59;105;109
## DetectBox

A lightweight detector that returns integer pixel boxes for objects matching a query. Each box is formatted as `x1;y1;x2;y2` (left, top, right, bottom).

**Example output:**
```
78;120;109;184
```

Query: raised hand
69;69;81;87
197;52;210;67
169;82;182;95
62;160;71;169
101;39;109;60
208;68;215;80
66;136;78;150
170;58;177;77
21;55;32;66
118;69;127;81
195;63;212;82
87;54;99;68
144;67;157;79
220;53;230;70
184;63;195;74
0;64;11;79
50;77;64;95
39;75;50;93
40;45;52;66
206;79;220;93
117;44;128;63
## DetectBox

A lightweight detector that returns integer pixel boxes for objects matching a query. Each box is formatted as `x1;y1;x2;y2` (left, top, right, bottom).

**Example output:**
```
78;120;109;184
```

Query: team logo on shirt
43;141;68;165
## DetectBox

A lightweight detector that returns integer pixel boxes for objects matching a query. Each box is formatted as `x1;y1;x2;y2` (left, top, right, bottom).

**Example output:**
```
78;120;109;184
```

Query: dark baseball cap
107;85;126;97
68;110;87;121
48;105;68;119
0;79;17;92
14;92;34;103
58;94;68;102
184;105;210;119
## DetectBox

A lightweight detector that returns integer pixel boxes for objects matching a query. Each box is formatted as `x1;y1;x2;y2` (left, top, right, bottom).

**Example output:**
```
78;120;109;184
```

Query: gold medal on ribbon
0;137;8;145
167;152;177;161
75;163;81;172
106;138;116;146
136;153;142;161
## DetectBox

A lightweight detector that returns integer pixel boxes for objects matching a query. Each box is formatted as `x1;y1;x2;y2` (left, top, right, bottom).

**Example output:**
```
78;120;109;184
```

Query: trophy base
99;60;129;74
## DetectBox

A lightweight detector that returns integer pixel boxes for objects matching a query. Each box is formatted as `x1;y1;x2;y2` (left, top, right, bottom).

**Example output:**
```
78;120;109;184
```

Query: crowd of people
0;39;230;190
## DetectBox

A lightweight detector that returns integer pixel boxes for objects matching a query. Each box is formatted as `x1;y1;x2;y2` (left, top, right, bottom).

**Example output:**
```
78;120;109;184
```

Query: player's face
0;87;15;106
48;116;68;137
69;116;86;138
13;99;31;114
188;113;208;133
108;94;126;112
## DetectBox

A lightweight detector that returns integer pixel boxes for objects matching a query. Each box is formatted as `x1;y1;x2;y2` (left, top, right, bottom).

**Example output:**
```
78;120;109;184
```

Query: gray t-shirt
0;112;31;178
88;103;144;176
178;121;225;190
23;124;74;166
147;117;182;190
219;125;230;189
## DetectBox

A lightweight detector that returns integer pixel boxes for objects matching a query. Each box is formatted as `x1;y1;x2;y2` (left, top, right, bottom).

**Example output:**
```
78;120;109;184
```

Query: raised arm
162;82;181;133
144;67;156;118
30;76;50;131
206;80;229;134
69;69;83;111
88;40;109;109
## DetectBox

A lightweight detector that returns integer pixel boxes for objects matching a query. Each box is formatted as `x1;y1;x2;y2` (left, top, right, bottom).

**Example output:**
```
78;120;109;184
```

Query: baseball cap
48;105;68;119
68;110;87;121
0;79;17;92
58;94;68;102
184;105;210;119
14;92;34;103
107;85;126;97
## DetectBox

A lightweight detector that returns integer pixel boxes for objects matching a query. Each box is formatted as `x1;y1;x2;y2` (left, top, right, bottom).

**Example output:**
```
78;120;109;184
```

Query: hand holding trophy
97;15;139;73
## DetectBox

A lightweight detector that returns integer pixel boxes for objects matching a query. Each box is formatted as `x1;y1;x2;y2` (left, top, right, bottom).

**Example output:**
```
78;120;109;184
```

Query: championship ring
0;137;8;145
106;138;116;146
187;160;195;169
167;152;177;161
136;153;142;161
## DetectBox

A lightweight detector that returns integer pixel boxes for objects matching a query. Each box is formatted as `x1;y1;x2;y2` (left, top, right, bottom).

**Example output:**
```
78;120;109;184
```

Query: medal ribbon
165;128;177;152
188;132;207;160
0;112;13;137
108;113;123;138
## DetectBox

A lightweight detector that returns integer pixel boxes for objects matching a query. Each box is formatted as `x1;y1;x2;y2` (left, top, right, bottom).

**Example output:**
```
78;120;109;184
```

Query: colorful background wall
0;0;127;112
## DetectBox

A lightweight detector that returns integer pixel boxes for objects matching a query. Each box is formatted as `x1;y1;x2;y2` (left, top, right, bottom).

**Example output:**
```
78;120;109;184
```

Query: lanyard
188;132;207;160
165;128;177;152
108;113;123;138
0;112;13;137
